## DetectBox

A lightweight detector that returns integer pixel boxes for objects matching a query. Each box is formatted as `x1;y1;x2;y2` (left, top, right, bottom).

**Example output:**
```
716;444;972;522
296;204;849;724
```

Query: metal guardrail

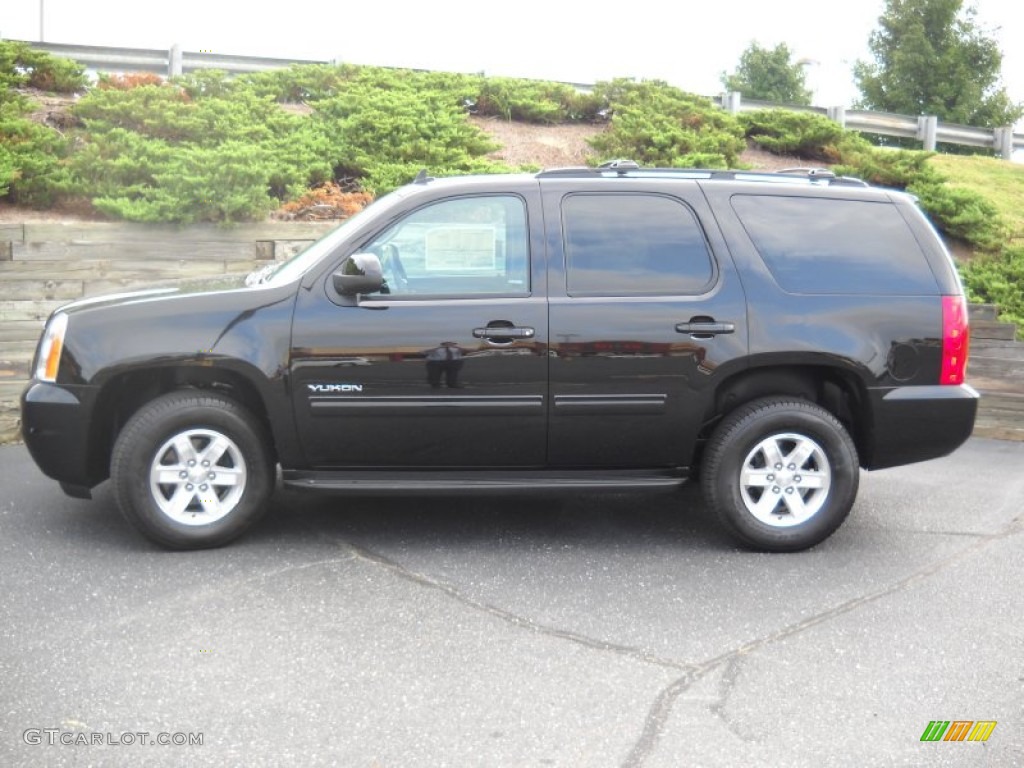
11;40;325;76
8;39;1023;159
724;93;1023;160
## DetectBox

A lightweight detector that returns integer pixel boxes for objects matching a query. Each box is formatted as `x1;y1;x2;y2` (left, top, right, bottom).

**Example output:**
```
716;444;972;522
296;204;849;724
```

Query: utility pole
40;0;45;41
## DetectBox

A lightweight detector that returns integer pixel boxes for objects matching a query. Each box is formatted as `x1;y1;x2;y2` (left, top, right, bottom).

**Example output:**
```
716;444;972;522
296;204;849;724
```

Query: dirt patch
738;143;831;172
471;116;604;168
468;119;833;175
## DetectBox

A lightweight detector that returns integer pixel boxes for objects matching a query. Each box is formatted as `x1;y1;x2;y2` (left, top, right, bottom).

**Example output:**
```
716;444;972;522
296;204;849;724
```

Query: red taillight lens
940;295;969;385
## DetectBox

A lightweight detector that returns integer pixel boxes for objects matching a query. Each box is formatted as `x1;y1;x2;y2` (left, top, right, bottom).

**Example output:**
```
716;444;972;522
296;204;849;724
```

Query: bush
310;81;507;194
0;41;87;93
171;69;237;100
0;144;17;197
832;138;937;187
588;80;745;168
237;63;361;102
740;109;845;160
959;246;1024;335
0;100;73;206
90;141;278;223
909;179;1009;253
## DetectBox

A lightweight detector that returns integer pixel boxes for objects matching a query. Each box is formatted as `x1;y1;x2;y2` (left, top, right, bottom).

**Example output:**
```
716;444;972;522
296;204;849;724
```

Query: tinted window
361;195;529;296
562;194;714;296
731;195;937;295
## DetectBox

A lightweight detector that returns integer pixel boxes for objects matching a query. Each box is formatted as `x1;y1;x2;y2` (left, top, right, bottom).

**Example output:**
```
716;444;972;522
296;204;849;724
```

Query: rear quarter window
731;195;938;295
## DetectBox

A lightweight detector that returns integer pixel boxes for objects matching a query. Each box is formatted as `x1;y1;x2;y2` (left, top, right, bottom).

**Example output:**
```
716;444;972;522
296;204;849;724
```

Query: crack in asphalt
708;656;753;744
622;511;1024;767
317;530;696;674
296;486;1024;768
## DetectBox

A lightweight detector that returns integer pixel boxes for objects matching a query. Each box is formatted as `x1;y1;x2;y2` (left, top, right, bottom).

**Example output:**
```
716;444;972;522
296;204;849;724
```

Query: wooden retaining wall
0;220;335;442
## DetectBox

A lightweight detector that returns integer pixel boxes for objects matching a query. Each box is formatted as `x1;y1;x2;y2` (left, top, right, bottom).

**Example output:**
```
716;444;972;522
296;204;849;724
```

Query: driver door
289;190;549;469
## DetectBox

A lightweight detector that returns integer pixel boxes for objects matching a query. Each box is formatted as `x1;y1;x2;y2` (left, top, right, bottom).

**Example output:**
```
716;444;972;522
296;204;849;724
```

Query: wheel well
702;366;867;458
88;366;276;482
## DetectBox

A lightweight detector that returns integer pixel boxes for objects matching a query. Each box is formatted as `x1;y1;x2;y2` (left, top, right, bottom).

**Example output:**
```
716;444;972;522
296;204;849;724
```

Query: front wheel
701;398;859;552
111;391;275;549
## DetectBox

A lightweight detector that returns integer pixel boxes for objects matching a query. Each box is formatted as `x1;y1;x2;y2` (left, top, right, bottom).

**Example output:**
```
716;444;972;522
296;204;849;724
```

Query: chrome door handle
675;321;735;335
472;326;535;339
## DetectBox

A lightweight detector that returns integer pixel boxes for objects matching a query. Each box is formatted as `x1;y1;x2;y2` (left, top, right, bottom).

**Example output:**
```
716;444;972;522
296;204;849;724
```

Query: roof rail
536;162;869;187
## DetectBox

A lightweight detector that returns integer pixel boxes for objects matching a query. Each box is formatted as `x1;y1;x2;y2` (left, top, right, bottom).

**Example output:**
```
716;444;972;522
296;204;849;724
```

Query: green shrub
588;80;744;168
909;179;1008;252
0;144;17;197
740;109;845;159
0;41;87;93
959;246;1024;336
832;138;938;188
90;141;278;223
0;101;73;206
171;69;237;100
311;84;506;194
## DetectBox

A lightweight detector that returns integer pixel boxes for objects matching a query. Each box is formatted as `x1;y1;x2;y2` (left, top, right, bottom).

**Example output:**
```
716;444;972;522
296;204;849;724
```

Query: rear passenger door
541;180;748;468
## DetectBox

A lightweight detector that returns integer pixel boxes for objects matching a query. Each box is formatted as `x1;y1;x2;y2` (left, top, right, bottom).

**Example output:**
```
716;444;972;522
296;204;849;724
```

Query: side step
282;468;689;495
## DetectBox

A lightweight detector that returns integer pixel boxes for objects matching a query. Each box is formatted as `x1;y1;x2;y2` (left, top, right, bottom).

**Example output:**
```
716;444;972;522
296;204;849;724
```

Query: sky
1;0;1022;117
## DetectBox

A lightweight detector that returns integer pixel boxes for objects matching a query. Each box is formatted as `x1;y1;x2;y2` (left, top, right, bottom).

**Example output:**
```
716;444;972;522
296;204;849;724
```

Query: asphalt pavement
1;439;1022;767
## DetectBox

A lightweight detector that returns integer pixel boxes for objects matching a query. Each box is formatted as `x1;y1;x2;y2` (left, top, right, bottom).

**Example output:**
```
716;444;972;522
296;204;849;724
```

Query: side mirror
333;253;383;296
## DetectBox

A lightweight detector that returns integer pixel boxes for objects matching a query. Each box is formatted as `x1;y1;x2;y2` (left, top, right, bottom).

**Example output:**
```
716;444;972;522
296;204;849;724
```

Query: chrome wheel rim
148;429;246;526
739;432;831;527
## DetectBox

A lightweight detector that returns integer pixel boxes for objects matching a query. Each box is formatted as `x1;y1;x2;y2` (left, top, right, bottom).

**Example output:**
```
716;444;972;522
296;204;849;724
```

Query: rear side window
562;193;714;296
731;195;937;295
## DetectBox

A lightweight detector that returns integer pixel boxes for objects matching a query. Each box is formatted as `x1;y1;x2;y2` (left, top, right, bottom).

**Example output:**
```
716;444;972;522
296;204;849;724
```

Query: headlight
35;312;69;383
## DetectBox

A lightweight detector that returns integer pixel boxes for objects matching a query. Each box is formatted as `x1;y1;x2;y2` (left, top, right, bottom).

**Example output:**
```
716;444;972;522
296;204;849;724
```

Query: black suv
21;164;978;551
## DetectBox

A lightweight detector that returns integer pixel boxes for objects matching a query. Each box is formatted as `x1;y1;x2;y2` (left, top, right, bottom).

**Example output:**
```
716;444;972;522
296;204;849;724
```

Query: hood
56;274;253;316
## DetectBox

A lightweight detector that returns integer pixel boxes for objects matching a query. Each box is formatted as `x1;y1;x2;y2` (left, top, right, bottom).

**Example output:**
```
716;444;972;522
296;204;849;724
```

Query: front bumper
21;381;105;492
866;384;979;470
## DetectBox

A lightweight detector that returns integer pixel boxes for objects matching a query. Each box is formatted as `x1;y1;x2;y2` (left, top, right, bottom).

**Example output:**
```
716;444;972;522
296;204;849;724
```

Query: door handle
472;326;535;340
675;321;735;335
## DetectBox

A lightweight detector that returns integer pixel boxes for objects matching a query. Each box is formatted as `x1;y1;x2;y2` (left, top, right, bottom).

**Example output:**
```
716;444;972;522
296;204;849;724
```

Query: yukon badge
308;383;364;393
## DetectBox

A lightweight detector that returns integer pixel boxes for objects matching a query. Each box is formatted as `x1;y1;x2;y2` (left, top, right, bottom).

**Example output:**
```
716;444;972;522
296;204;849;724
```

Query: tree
721;42;813;105
854;0;1022;127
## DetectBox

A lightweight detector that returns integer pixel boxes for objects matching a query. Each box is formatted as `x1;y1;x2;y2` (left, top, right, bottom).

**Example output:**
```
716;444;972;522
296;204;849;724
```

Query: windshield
256;189;411;287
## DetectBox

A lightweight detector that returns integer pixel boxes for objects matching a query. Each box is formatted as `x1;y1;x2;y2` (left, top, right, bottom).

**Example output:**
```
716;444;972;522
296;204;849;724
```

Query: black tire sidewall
112;392;274;549
704;401;859;552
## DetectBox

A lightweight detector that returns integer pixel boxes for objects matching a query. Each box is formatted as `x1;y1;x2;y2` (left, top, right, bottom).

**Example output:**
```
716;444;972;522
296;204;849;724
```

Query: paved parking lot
1;438;1022;767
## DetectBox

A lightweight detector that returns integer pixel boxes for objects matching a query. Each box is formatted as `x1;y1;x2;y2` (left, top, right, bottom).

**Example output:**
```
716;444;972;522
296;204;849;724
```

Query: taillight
35;312;68;383
940;295;969;385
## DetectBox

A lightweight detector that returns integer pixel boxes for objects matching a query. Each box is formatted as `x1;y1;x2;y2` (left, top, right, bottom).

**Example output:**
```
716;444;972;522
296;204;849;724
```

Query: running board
282;469;688;495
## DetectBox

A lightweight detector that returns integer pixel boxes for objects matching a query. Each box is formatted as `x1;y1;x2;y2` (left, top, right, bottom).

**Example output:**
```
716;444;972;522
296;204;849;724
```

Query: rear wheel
701;397;859;552
111;391;274;549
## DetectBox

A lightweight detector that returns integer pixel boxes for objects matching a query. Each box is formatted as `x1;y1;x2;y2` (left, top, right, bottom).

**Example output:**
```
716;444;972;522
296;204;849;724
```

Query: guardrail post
917;115;938;151
827;106;846;128
169;44;182;77
721;91;741;114
994;127;1013;160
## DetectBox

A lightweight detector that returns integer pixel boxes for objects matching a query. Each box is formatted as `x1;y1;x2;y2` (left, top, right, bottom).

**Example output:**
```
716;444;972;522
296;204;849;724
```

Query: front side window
360;195;529;297
562;193;715;296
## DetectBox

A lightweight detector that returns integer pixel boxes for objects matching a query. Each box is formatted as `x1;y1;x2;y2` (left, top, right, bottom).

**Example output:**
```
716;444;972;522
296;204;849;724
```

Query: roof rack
536;161;868;187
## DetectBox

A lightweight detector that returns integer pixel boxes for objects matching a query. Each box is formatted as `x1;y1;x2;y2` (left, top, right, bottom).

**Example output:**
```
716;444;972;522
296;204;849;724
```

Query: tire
701;397;859;552
111;390;275;549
